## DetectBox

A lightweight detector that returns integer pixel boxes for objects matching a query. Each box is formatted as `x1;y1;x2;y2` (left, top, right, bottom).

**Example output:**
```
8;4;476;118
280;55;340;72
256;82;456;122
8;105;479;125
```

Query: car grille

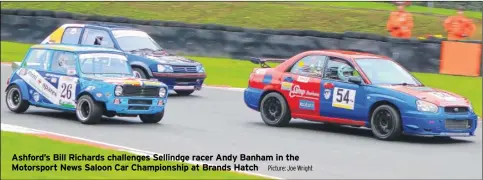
444;119;471;130
122;86;159;97
172;65;197;73
128;99;153;105
444;106;469;113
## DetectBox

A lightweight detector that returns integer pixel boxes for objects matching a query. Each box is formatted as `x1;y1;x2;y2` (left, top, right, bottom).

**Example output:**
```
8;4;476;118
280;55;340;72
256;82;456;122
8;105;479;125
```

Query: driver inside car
337;64;354;82
58;54;76;74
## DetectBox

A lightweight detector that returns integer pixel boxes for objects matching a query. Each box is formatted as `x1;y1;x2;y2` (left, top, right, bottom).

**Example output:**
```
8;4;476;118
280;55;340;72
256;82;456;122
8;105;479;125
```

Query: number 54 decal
332;87;356;110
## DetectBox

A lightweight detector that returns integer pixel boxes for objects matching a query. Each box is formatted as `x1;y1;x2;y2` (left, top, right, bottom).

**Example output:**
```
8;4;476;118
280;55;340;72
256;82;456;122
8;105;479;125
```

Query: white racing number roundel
332;87;356;110
57;76;78;108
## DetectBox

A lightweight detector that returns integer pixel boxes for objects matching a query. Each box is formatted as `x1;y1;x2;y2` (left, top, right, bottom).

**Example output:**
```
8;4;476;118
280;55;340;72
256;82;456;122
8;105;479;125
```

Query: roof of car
30;44;124;53
306;50;391;60
85;23;138;31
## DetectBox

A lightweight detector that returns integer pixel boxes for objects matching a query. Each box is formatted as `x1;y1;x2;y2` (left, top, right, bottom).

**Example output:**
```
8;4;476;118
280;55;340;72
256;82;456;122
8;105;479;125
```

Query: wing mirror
348;76;362;84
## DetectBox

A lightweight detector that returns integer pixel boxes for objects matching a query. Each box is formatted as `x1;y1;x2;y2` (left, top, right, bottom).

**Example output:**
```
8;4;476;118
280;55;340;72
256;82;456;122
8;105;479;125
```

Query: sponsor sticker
324;89;331;100
33;92;40;102
299;100;315;110
297;76;310;83
281;82;292;91
289;85;319;99
51;77;57;83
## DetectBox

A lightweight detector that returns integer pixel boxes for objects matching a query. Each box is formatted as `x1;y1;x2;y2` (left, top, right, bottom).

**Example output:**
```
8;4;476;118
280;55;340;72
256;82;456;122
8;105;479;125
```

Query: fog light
114;98;121;104
158;100;164;106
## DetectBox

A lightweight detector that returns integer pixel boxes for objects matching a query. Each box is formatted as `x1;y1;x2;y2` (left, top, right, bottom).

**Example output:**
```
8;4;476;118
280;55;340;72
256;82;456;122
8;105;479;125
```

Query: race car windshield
112;30;162;52
355;58;422;86
79;53;132;76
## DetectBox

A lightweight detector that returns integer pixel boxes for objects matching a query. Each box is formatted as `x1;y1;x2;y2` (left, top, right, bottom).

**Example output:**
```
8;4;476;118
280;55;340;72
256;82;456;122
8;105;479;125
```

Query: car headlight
416;100;439;113
114;85;123;96
197;65;205;73
157;64;173;72
159;88;167;97
468;103;474;112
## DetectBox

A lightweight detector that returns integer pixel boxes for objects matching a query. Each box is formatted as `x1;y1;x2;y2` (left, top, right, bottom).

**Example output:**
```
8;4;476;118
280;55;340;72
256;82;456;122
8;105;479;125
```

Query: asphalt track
1;64;482;179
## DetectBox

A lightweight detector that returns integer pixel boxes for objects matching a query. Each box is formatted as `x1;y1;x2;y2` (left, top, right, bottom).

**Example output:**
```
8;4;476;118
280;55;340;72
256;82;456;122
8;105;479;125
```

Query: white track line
1;123;283;179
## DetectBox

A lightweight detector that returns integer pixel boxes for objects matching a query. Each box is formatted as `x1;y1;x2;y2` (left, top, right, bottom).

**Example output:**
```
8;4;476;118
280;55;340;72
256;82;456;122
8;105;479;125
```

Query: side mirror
348;76;362;84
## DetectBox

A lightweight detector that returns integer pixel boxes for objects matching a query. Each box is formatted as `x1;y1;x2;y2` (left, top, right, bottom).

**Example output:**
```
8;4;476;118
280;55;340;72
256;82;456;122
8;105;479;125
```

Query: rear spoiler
12;62;21;71
248;57;287;68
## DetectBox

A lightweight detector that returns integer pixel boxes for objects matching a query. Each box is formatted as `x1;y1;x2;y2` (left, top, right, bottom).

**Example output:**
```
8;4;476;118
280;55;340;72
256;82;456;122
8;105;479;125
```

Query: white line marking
1;123;283;180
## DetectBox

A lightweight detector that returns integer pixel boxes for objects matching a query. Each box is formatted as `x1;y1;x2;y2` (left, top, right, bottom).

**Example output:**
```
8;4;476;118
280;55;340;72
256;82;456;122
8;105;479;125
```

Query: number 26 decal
60;83;73;99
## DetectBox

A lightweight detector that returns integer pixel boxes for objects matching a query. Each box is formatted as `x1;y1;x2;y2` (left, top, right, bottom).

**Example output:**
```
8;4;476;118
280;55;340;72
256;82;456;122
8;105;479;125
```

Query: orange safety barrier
439;41;482;77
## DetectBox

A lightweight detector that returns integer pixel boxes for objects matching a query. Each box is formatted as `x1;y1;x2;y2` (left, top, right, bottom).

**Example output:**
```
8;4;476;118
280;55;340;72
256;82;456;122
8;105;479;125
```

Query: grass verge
1;131;262;179
1;41;481;116
1;2;481;40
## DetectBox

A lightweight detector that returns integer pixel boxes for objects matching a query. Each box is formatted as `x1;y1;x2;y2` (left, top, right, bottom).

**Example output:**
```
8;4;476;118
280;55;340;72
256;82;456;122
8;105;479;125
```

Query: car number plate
440;132;469;136
174;86;195;90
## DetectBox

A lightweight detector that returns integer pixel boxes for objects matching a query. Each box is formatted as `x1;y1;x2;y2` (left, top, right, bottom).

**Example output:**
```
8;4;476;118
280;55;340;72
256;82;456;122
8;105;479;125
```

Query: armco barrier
1;9;481;76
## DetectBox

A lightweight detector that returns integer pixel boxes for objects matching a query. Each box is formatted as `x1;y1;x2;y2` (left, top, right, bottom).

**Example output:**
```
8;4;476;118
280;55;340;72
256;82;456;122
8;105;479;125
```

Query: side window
324;58;360;82
80;28;114;48
23;49;51;71
289;55;327;78
61;27;82;44
51;51;77;75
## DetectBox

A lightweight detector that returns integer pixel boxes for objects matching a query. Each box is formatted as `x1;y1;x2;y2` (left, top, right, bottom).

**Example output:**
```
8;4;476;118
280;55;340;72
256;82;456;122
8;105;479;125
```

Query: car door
279;55;328;116
17;49;52;105
319;57;367;122
44;50;80;109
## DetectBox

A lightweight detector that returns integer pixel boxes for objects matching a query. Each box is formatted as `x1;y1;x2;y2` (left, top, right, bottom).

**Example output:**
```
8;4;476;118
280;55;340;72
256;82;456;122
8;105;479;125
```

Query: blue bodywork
42;24;206;91
6;44;168;116
244;81;478;138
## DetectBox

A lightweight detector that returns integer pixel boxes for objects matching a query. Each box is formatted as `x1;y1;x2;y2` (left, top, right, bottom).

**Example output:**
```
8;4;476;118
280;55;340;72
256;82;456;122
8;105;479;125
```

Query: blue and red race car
244;50;478;140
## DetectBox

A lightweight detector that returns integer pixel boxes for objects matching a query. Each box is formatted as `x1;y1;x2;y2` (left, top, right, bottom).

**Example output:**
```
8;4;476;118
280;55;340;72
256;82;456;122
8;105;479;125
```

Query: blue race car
41;23;206;96
244;50;478;141
5;44;169;124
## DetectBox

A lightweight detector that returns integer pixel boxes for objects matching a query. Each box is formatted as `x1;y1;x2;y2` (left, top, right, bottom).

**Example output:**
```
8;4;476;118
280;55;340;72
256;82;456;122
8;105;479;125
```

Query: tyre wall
1;9;481;75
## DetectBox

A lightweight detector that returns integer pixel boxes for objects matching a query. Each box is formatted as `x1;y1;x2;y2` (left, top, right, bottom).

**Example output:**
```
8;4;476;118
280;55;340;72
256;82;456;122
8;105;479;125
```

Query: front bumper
402;110;478;137
152;72;206;90
105;97;166;115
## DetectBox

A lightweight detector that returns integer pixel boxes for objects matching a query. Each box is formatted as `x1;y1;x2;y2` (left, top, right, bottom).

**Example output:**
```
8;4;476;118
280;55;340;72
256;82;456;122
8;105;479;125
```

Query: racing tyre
260;92;291;127
139;110;164;124
132;67;147;79
76;95;103;124
5;85;29;113
370;105;402;141
175;90;194;96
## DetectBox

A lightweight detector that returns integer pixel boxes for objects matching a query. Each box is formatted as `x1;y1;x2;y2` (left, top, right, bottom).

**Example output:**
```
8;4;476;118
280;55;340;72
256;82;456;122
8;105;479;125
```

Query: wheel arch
76;91;106;111
130;61;153;77
6;80;30;100
368;100;402;128
258;89;290;111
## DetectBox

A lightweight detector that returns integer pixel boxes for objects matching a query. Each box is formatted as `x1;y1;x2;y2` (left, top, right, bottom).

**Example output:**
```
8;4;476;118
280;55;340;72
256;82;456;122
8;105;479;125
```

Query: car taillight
6;78;10;85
